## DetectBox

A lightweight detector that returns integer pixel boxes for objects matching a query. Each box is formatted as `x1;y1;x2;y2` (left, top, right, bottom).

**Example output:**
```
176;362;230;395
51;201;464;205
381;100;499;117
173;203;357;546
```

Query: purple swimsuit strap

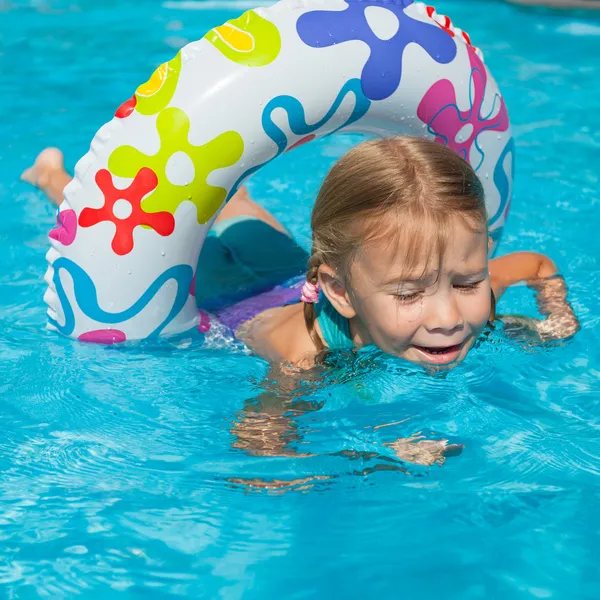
212;275;305;333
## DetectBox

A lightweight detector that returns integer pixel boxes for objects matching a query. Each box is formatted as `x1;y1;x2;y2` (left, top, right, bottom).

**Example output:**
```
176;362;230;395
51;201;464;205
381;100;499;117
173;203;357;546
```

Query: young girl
23;137;579;470
23;136;579;371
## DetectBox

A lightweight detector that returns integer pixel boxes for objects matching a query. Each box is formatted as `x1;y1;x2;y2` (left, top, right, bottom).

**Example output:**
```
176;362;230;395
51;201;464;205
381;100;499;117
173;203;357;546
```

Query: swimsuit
194;216;355;349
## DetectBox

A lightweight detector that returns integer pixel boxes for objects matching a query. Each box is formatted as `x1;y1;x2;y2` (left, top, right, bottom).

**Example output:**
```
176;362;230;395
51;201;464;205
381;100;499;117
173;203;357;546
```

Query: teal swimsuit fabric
195;215;309;310
194;215;356;350
314;294;355;350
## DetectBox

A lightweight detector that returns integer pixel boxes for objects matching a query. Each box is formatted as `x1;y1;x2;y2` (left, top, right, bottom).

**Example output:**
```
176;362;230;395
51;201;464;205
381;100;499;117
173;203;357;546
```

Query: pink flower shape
49;209;77;246
198;310;211;333
417;46;509;171
78;329;127;344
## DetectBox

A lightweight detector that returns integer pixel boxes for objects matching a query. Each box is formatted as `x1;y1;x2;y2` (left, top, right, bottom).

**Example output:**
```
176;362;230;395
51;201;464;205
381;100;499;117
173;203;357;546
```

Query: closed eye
393;291;424;305
454;280;484;293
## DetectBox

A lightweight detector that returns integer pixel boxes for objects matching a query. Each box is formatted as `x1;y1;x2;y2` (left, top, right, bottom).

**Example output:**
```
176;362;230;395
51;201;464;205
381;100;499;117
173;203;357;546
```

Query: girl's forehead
351;220;488;284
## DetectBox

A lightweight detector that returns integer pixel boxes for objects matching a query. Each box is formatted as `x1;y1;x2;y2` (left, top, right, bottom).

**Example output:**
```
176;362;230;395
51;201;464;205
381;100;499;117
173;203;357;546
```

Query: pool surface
1;0;600;597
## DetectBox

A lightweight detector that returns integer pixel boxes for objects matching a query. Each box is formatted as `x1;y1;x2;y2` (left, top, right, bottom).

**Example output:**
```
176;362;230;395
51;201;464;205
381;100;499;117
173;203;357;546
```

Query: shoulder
236;303;318;367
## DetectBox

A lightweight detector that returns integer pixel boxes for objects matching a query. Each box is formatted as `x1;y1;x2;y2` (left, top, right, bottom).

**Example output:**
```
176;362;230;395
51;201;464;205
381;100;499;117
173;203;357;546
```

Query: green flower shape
204;10;281;67
108;107;244;224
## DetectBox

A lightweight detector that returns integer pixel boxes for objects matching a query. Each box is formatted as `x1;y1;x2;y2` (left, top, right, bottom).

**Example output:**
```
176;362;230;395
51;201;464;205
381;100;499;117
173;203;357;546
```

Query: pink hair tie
300;280;320;304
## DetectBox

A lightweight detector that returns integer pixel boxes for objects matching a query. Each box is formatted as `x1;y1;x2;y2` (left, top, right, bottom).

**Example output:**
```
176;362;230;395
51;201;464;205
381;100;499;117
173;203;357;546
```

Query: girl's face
342;217;491;368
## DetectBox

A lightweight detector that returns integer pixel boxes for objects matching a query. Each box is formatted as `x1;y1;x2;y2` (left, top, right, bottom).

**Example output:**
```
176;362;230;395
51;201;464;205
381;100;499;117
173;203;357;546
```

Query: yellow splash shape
213;23;255;53
135;52;182;116
204;10;281;67
136;63;168;97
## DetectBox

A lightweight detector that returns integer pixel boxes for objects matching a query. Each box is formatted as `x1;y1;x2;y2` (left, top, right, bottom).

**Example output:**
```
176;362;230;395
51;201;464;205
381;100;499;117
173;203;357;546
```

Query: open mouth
412;343;464;365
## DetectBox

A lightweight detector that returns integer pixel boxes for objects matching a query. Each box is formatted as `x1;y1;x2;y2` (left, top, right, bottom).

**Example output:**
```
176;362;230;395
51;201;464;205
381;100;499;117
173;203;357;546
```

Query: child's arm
490;252;580;342
232;367;463;467
489;251;558;299
230;364;325;458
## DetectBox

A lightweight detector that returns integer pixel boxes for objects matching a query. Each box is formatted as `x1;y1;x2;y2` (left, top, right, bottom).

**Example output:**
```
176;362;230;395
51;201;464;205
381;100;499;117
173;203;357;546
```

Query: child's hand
385;434;464;466
501;275;580;343
502;312;579;344
501;314;543;342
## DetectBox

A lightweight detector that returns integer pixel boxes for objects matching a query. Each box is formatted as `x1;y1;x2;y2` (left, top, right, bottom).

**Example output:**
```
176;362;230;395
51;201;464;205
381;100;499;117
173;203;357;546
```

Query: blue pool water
2;0;600;597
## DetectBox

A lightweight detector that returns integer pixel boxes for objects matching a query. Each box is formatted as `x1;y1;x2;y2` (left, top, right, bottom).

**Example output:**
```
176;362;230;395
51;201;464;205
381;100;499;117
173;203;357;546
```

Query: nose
423;293;464;334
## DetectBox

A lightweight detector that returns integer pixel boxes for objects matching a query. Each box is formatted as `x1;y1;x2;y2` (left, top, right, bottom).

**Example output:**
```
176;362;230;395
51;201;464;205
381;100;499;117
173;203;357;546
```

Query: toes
20;148;64;187
20;165;37;184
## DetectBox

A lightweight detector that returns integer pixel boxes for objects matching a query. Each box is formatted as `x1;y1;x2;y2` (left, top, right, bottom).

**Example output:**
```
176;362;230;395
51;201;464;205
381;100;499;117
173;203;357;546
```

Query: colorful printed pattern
426;5;455;37
78;329;127;344
115;52;182;118
296;0;456;100
46;1;512;342
417;46;509;171
49;258;193;338
108;108;244;224
205;10;281;67
490;137;515;228
49;209;77;246
425;5;478;53
79;168;175;256
115;96;137;119
230;78;370;195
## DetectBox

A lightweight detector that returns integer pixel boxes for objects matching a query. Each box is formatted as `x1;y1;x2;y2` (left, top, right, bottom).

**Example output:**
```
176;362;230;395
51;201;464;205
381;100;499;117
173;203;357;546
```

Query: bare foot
21;148;65;188
21;148;72;207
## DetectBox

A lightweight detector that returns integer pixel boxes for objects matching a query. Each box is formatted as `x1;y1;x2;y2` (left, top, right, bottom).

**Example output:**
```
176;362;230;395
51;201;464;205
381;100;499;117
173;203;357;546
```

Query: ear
318;264;357;319
488;235;493;251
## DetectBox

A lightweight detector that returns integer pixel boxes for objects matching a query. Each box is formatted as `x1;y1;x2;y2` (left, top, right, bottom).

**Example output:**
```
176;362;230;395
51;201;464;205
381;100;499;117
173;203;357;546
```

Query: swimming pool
2;0;600;596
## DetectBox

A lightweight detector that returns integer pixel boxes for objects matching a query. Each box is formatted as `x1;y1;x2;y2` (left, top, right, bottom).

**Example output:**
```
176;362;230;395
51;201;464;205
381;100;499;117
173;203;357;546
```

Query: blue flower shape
297;0;457;101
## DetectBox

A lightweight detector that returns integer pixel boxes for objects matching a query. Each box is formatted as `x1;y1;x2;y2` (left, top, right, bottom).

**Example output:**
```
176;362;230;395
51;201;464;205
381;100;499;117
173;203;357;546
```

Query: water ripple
1;0;600;597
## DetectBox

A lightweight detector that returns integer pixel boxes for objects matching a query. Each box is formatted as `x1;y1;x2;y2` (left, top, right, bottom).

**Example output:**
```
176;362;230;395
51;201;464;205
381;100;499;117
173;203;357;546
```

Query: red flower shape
79;168;175;256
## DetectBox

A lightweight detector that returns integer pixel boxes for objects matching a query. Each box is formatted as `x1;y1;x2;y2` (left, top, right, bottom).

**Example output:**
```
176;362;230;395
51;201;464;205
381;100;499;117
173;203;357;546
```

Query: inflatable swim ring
44;0;514;343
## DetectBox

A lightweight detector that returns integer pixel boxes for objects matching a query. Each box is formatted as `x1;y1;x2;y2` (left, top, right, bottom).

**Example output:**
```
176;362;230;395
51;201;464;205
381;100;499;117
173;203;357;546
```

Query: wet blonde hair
304;136;490;351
